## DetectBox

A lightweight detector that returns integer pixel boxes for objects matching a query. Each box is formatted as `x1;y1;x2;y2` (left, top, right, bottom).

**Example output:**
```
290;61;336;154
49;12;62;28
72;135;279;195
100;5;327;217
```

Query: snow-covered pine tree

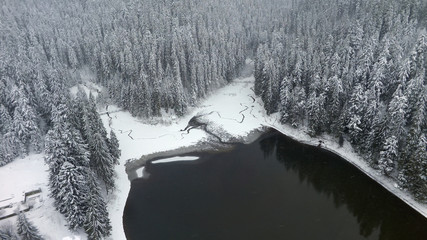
379;135;398;176
0;222;19;240
7;87;42;156
108;130;121;165
148;48;161;116
89;132;115;191
326;75;343;134
385;85;408;142
55;162;90;230
138;69;152;118
79;95;116;191
45;104;92;230
288;86;306;127
1;129;23;163
307;91;326;136
399;85;427;198
84;171;112;240
171;48;187;116
16;212;44;240
279;77;292;124
345;84;367;145
0;105;12;135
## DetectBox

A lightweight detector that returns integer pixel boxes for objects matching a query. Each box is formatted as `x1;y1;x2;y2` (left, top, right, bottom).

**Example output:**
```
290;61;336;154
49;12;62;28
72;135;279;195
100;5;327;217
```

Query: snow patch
151;156;199;164
69;68;102;99
69;82;102;99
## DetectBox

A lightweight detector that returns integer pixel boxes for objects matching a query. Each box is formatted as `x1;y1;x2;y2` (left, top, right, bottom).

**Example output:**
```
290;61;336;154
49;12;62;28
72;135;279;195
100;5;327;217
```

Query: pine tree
345;84;367;145
55;162;90;230
0;223;19;240
84;172;112;240
16;212;44;240
90;133;115;191
409;134;427;201
7;90;42;156
79;96;116;191
379;135;398;176
307;91;326;136
171;49;187;116
45;104;92;230
279;76;292;124
138;69;152;117
0;105;12;135
386;85;408;141
289;86;306;127
1;129;23;163
108;130;121;165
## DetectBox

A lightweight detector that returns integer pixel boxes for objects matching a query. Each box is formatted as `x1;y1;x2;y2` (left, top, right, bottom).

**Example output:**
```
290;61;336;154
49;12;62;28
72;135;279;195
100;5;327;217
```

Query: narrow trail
105;105;135;140
118;129;134;140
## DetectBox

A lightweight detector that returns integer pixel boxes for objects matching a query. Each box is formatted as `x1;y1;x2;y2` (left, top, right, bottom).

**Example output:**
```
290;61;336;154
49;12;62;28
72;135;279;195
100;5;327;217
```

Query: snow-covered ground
1;59;426;239
0;154;84;240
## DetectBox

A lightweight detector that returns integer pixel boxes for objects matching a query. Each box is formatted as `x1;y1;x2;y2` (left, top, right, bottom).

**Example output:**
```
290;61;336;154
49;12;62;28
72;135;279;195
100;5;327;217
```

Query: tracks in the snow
104;92;258;143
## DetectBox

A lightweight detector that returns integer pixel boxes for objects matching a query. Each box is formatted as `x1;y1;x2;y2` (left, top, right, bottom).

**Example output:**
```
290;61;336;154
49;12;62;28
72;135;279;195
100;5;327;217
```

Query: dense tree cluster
254;0;427;201
44;98;116;238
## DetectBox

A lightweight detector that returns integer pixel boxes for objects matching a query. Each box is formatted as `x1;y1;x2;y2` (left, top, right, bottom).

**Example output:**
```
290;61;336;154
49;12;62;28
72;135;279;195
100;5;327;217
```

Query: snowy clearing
0;154;85;240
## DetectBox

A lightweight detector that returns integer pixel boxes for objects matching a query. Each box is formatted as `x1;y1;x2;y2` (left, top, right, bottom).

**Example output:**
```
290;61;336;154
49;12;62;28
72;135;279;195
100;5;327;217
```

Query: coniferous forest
0;0;426;239
254;0;427;201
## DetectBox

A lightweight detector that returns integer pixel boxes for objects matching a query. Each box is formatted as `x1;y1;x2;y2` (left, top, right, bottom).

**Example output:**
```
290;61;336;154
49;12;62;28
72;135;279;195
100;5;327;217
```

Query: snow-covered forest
254;0;427;201
0;0;426;239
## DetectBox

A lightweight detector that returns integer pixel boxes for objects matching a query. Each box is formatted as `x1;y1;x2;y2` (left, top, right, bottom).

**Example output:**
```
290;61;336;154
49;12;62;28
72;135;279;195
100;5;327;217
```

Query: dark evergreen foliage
83;172;112;240
108;130;121;165
44;104;111;238
0;223;19;240
253;0;427;201
16;212;44;240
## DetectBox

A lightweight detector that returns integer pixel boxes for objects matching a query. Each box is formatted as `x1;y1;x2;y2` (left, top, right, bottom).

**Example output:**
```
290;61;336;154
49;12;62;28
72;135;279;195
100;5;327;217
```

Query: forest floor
1;59;426;240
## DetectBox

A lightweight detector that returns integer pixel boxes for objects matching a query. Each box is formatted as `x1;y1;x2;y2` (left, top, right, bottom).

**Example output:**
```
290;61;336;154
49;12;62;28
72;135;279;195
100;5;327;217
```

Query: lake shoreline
125;126;268;181
268;125;427;219
125;123;427;220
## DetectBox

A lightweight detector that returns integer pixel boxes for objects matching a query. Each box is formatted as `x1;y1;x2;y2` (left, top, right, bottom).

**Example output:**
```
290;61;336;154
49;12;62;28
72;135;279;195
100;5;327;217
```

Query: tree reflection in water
260;131;427;240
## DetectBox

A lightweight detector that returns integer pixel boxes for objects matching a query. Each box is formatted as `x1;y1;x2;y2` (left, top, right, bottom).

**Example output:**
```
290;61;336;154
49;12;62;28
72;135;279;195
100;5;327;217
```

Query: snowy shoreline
125;126;267;181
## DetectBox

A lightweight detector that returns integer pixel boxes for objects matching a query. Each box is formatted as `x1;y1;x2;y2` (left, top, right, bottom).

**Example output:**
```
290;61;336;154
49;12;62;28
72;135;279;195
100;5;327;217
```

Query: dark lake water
123;129;427;240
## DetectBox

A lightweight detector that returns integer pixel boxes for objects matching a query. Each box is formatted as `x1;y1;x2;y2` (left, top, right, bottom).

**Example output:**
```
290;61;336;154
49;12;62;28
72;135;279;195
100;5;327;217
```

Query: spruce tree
108;130;121;165
90;133;115;191
16;212;44;240
84;172;112;240
55;162;90;230
0;223;19;240
379;135;398;176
